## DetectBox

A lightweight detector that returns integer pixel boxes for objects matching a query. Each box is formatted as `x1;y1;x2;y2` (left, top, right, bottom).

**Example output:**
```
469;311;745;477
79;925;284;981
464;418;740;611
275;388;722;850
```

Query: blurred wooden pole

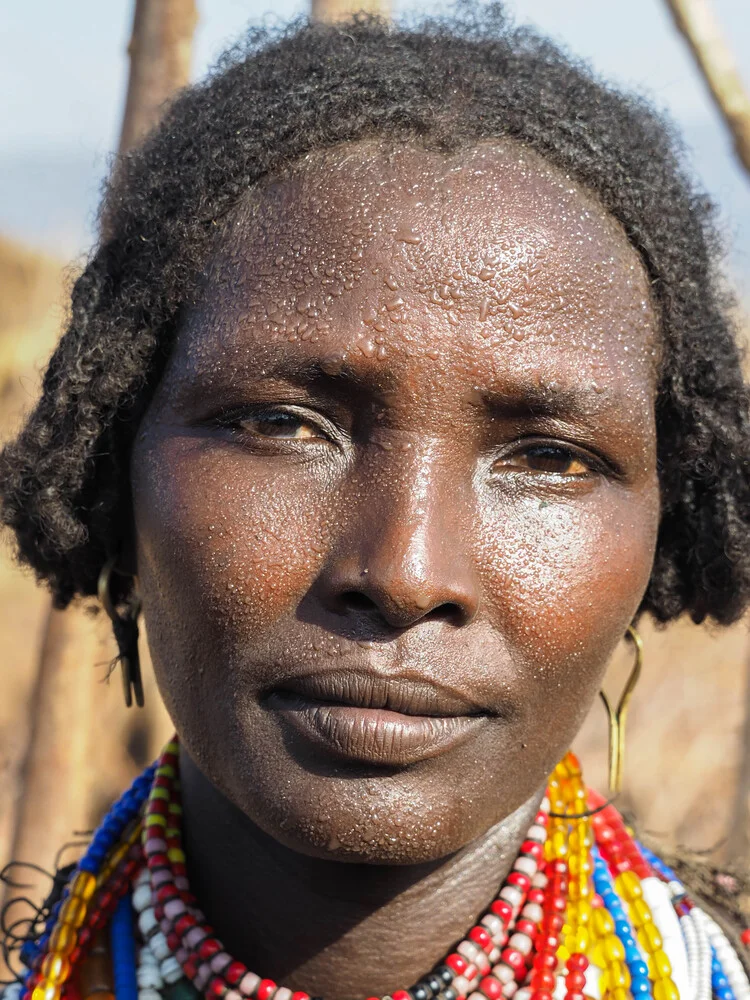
664;0;750;175
311;0;389;23
119;0;198;154
3;0;198;920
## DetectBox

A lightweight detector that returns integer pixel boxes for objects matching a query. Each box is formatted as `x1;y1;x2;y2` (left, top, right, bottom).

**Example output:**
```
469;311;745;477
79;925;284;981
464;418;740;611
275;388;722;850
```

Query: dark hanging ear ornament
97;555;144;708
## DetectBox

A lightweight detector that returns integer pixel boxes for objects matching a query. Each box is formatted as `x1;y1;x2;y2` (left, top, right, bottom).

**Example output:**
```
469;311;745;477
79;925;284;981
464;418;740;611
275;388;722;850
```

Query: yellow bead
156;764;175;778
41;953;71;985
593;909;615;936
601;961;630;991
168;803;183;815
32;983;61;1000
611;988;631;1000
603;935;626;962
150;787;169;800
575;901;593;926
629;899;652;928
568;880;592;902
653;980;680;1000
617;870;644;901
148;814;167;827
70;871;97;902
49;924;76;957
568;853;592;878
638;922;664;953
566;927;589;954
59;897;86;929
167;847;186;864
650;949;673;979
551;829;568;857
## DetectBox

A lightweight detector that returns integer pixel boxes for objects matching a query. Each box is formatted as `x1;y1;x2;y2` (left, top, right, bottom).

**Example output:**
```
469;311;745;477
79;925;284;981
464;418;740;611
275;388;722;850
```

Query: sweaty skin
131;142;660;1000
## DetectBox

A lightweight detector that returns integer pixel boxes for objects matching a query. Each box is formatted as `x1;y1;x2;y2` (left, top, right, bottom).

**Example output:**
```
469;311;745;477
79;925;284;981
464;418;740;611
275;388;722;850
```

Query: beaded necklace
6;739;750;1000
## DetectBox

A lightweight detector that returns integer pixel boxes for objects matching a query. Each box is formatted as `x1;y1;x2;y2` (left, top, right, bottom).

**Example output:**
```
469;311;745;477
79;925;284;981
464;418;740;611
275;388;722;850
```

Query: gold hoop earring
599;624;643;797
97;556;144;708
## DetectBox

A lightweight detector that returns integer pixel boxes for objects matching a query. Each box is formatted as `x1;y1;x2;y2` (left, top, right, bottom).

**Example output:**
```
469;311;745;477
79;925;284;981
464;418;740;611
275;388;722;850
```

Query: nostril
341;591;379;612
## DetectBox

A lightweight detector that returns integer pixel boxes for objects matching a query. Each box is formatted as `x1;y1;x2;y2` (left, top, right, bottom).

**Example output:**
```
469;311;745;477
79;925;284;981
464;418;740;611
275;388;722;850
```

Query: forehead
180;141;658;400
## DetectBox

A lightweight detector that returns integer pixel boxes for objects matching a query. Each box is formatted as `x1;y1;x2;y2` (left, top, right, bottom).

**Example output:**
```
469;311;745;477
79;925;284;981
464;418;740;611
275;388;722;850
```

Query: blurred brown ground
0;234;747;897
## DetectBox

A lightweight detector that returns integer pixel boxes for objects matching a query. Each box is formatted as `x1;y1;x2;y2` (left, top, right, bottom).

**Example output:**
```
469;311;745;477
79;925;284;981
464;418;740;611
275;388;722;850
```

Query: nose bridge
340;435;479;625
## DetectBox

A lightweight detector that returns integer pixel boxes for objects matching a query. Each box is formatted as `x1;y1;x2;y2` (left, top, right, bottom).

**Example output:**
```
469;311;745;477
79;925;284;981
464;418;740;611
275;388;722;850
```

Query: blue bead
625;947;642;966
615;919;631;937
631;961;649;979
631;977;652;995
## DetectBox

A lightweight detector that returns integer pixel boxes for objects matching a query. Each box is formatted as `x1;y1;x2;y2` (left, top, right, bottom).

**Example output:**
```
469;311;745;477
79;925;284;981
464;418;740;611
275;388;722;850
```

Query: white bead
492;964;514;985
138;907;158;938
584;964;602;1000
2;984;23;1000
160;956;183;985
139;990;162;1000
150;932;171;961
133;883;153;913
137;966;163;990
642;877;690;1000
508;932;532;955
457;939;481;962
527;824;546;843
531;872;548;888
513;856;537;877
521;902;543;923
499;884;523;908
515;989;532;1000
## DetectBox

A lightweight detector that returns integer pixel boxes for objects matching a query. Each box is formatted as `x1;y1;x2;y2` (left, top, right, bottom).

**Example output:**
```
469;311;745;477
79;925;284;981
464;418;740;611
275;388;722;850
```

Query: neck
180;752;543;1000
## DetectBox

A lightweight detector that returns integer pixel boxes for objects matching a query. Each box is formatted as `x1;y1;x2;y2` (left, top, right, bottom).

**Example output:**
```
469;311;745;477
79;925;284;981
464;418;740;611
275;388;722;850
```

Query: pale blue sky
2;1;749;291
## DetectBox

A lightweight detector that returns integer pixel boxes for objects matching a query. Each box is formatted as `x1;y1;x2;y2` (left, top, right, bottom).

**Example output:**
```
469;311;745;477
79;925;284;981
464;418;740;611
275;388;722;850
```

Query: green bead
164;980;203;1000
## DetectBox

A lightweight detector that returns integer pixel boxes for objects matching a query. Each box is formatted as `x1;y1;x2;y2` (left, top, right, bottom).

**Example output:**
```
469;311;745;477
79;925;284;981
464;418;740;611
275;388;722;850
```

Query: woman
2;9;750;1000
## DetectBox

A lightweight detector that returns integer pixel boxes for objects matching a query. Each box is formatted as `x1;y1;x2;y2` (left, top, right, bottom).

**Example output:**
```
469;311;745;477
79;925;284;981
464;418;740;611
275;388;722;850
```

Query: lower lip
265;692;487;766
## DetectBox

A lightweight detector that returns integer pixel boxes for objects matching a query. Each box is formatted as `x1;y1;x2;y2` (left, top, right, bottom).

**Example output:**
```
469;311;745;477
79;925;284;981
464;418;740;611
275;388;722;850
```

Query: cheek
478;484;659;670
132;433;331;641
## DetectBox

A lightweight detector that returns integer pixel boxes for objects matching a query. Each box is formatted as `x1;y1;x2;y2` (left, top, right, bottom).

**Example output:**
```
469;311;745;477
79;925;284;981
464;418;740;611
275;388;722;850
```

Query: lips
263;669;490;766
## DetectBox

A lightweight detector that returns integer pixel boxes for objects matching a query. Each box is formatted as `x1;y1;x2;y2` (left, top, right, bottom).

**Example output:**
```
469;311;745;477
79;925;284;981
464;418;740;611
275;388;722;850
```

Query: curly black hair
2;6;750;625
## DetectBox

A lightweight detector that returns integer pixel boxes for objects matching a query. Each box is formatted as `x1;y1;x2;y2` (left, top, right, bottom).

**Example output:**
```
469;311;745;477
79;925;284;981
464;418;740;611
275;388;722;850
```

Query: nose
318;451;480;630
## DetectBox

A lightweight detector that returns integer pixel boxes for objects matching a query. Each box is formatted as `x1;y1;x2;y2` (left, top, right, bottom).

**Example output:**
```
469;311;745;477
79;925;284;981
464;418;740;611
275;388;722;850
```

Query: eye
494;444;593;477
245;410;326;440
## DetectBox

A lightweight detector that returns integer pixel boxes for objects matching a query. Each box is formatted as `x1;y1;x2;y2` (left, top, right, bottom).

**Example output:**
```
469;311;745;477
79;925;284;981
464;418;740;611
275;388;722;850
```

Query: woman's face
131;142;660;864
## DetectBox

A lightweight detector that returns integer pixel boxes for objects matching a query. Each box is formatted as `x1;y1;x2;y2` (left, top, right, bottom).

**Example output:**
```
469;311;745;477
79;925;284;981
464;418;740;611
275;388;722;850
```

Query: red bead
533;953;557;972
156;885;179;904
521;841;543;862
208;978;226;998
291;994;311;1000
550;895;567;913
507;872;531;892
565;971;587;991
566;994;586;1000
392;992;411;1000
167;932;180;952
490;901;513;923
566;954;589;972
446;953;468;975
149;799;169;814
537;934;559;953
500;948;526;976
527;889;545;906
225;962;247;985
256;980;277;1000
529;970;555;991
515;919;536;937
741;929;750;946
478;977;503;1000
546;861;567;876
463;964;479;983
534;811;548;827
469;927;492;951
199;938;222;961
529;991;553;1000
175;914;197;936
541;914;564;933
183;956;199;979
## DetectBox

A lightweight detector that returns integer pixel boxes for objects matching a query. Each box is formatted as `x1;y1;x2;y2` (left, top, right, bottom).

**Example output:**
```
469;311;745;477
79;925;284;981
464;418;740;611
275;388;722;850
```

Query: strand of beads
591;799;680;1000
591;847;650;999
544;755;591;1000
143;738;554;1000
23;766;154;1000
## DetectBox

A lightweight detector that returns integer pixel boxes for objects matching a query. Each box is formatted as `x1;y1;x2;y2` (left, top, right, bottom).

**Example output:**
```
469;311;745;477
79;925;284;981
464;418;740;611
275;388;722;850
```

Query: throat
178;751;544;1000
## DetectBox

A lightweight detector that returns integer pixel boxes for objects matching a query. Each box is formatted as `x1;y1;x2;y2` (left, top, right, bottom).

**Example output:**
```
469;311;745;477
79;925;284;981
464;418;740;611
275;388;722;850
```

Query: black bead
410;986;430;1000
426;976;443;995
434;966;454;986
441;988;458;1000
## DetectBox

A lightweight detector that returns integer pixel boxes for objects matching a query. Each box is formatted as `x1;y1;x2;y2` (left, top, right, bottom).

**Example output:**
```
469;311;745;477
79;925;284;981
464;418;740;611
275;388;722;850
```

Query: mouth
263;670;491;767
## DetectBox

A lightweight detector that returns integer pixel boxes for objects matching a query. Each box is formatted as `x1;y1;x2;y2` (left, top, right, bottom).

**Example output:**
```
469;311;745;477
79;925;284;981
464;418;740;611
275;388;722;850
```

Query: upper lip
267;669;488;718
